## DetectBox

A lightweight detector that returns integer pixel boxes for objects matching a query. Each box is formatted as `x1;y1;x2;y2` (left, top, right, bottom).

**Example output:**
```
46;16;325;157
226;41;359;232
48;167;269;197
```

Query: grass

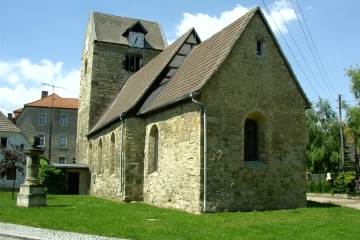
0;192;359;239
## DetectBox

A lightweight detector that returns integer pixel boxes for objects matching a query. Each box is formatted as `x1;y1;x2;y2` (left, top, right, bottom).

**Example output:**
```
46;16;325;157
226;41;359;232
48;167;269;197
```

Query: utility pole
41;82;67;162
338;94;345;173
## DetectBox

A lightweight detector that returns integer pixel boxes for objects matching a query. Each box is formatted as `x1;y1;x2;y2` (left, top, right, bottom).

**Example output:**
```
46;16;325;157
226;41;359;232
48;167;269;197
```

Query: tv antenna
41;82;68;94
40;82;68;162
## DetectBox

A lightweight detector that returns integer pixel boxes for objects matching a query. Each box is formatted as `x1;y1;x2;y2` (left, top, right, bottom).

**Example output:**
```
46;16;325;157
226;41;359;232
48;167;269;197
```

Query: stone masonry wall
143;103;203;213
86;118;146;202
76;14;162;167
199;12;307;212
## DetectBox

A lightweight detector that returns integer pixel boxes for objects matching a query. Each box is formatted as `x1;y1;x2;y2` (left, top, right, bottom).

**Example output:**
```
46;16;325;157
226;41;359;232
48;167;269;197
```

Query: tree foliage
345;64;360;101
306;98;341;173
0;143;26;199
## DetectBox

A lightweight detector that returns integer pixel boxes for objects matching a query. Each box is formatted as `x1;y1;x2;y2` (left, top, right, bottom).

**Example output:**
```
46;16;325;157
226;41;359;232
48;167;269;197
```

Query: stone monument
17;136;46;207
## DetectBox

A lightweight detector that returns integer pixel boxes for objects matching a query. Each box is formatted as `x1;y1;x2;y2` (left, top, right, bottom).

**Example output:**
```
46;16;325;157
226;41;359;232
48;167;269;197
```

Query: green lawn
0;192;359;239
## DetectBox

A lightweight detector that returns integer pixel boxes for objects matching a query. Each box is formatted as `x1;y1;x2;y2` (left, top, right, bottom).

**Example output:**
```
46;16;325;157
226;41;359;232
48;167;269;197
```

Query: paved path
307;193;360;210
0;222;127;240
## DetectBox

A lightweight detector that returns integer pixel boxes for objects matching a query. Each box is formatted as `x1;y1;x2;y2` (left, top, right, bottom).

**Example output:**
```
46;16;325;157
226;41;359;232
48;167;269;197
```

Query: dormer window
123;21;148;49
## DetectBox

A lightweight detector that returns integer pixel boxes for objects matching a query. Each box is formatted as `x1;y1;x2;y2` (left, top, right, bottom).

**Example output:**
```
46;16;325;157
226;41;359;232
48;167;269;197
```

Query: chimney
41;91;48;98
7;113;16;124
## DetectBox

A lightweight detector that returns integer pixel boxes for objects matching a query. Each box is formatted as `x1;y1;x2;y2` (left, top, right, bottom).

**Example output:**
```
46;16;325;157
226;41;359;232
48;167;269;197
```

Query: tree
345;64;360;101
306;98;341;173
344;65;360;178
0;143;26;199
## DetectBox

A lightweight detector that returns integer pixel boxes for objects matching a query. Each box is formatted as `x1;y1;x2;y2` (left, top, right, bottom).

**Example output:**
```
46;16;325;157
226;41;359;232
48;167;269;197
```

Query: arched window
98;138;102;175
109;133;115;175
148;125;159;174
244;119;258;161
88;141;93;172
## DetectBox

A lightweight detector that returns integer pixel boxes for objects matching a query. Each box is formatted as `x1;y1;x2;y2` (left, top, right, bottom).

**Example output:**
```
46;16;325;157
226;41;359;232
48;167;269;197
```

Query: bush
307;180;316;192
39;162;66;194
333;172;356;194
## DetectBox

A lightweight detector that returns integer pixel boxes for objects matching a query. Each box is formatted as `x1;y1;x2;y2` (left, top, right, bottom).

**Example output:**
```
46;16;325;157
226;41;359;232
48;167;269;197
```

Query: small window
125;56;141;72
6;168;16;180
0;137;7;148
59;157;66;164
38;114;46;125
59;135;67;148
72;157;76;164
60;115;68;126
256;41;263;56
38;134;45;147
84;59;88;75
244;119;258;161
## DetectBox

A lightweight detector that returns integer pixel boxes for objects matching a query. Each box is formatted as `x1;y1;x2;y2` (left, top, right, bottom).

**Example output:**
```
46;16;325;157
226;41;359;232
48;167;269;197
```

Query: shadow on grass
307;200;340;208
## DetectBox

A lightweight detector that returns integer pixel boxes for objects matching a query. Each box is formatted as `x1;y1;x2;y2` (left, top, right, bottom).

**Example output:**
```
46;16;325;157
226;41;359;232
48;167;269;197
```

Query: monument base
17;183;46;207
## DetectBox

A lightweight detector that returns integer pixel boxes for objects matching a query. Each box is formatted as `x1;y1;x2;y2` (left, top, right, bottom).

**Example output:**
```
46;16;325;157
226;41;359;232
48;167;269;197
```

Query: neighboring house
77;7;310;213
0;111;29;189
15;92;78;164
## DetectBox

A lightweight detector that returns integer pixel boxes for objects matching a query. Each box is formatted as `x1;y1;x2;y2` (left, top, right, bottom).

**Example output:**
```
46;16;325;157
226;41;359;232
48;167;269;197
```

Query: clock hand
134;36;138;44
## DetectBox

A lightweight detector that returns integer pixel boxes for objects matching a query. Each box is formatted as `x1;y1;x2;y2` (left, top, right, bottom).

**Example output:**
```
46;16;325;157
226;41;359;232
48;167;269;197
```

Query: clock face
128;32;144;48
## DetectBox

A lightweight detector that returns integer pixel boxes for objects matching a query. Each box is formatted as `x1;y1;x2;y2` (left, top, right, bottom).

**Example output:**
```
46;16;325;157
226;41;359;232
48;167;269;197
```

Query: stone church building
77;7;310;213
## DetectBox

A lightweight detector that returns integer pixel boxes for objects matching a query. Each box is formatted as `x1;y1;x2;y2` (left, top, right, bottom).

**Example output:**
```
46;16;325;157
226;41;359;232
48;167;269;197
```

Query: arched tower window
244;119;258;161
148;124;159;174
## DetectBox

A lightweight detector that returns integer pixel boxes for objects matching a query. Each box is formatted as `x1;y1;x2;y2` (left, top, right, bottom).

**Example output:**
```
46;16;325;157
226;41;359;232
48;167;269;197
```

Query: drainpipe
190;92;207;213
119;113;125;195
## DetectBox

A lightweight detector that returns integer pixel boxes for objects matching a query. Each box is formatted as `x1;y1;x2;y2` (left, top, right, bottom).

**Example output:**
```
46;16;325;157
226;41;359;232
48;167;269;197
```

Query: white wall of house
0;132;29;189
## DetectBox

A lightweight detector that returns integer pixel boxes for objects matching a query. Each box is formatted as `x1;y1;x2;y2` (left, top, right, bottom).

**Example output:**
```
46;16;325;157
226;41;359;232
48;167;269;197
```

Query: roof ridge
92;11;160;25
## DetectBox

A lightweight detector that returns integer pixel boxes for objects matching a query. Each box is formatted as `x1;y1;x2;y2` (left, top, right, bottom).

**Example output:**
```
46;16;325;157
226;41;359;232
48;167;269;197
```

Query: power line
261;0;320;98
294;0;338;96
272;0;335;101
289;0;337;98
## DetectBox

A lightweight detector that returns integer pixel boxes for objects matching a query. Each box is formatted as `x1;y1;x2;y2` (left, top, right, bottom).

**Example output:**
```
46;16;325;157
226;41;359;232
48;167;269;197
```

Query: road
307;193;360;210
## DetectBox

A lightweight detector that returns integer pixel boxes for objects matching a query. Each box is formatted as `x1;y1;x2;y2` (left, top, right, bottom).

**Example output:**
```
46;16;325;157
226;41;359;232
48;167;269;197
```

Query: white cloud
171;1;296;42
0;58;80;114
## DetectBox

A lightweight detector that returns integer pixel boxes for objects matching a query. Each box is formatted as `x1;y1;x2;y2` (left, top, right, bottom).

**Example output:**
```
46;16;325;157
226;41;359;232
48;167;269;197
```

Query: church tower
77;11;167;164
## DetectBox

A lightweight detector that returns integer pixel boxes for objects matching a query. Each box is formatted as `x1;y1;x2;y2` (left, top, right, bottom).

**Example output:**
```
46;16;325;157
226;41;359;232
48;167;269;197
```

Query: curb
307;193;360;200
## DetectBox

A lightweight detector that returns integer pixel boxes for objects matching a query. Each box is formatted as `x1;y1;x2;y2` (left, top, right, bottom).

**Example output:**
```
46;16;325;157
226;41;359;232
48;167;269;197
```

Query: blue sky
0;0;359;114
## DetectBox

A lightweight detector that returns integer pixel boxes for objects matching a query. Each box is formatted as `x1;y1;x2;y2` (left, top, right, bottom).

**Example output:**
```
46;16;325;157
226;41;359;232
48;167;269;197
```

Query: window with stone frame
38;113;46;125
38;134;45;147
60;114;68;127
244;119;258;161
148;124;159;174
59;135;67;148
59;157;66;164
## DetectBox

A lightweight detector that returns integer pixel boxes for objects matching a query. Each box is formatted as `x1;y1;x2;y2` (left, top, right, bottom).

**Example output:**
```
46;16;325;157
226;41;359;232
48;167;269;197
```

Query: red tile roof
25;93;78;109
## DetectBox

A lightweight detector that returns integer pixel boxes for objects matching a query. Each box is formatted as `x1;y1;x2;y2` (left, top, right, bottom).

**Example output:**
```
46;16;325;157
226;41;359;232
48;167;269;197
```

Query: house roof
0;111;22;133
88;28;200;135
24;93;79;110
91;11;168;50
141;7;310;113
88;7;310;135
